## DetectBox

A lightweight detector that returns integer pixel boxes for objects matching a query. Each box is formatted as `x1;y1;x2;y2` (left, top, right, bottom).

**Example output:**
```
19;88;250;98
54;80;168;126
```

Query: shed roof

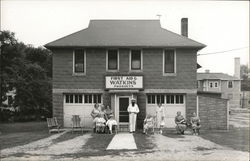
197;73;241;81
45;20;206;49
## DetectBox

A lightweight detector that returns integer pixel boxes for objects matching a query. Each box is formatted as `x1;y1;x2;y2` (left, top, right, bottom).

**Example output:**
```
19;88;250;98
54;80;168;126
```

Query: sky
1;0;249;76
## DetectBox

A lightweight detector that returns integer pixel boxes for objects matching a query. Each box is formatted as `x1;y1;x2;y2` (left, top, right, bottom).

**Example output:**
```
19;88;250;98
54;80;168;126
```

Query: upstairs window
164;49;175;74
74;49;85;74
107;50;118;70
131;50;142;70
228;81;233;88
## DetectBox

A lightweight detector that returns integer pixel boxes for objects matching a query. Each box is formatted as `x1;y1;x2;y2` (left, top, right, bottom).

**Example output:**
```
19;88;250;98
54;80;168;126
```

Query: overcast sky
1;0;249;75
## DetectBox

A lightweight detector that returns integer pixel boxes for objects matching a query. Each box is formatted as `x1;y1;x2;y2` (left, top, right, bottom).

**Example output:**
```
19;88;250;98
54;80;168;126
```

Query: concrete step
119;123;129;132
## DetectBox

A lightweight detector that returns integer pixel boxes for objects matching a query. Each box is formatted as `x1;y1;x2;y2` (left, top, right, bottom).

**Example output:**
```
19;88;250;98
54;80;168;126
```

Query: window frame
163;49;176;76
129;49;143;71
106;49;119;72
73;49;86;76
64;94;102;105
147;94;185;105
228;81;234;88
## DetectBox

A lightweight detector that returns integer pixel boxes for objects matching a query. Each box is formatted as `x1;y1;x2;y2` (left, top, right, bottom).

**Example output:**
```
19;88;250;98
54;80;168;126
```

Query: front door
119;97;129;123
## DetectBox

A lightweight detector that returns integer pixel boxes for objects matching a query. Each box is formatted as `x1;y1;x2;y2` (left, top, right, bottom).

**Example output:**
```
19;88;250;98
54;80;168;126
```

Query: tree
240;64;249;80
0;30;52;121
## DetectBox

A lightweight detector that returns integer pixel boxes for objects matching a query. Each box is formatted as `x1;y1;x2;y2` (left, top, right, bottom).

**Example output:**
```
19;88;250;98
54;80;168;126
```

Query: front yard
0;111;249;161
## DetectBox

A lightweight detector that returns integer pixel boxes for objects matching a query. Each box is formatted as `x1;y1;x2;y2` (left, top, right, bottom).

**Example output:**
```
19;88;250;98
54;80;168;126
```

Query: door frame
117;96;131;124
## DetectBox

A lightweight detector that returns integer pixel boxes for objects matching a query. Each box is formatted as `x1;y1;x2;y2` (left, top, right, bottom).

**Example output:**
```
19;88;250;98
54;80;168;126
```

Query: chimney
205;69;210;73
234;57;240;79
181;18;188;37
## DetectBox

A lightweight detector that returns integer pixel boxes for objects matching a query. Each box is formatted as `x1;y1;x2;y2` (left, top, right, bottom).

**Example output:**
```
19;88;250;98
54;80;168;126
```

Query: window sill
72;73;86;76
163;73;177;76
129;70;143;73
106;70;119;72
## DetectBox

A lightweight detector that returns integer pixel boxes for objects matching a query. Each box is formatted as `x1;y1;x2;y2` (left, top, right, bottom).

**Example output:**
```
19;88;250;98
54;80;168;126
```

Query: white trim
72;49;86;76
106;49;119;72
129;49;143;72
163;49;176;76
227;80;234;88
196;96;199;117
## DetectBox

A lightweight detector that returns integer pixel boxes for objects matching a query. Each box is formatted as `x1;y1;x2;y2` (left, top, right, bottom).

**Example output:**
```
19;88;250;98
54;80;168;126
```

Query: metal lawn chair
47;117;61;134
71;115;84;134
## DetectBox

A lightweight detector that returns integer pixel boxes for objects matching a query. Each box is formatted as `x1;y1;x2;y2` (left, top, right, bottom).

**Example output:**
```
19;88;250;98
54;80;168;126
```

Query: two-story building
197;70;241;109
45;19;206;130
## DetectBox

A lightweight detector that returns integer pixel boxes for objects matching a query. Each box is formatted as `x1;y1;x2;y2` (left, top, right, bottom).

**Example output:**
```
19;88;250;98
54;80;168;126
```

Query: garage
63;94;102;128
146;94;186;128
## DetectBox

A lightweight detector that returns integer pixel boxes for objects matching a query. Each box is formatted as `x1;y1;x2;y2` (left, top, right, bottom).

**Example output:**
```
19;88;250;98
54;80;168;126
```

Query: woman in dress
104;105;113;120
156;103;165;134
91;103;100;132
175;111;187;135
190;112;201;135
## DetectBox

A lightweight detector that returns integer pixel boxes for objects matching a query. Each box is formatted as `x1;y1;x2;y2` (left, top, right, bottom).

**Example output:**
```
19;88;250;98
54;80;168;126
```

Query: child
190;112;201;135
93;114;106;133
143;114;154;134
106;114;117;134
159;116;165;134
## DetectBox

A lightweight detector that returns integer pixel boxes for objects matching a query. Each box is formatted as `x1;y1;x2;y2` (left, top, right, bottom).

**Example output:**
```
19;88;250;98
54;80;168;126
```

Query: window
65;94;102;104
93;94;102;104
74;94;82;103
164;49;175;74
148;94;184;104
156;95;165;104
74;49;85;74
65;94;74;103
107;50;118;70
209;82;213;88
228;81;233;88
147;95;156;104
214;82;218;88
175;95;184;104
84;94;92;104
131;50;142;70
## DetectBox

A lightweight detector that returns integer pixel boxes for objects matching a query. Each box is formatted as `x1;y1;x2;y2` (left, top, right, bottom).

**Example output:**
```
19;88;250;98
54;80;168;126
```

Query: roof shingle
45;20;206;49
197;73;241;81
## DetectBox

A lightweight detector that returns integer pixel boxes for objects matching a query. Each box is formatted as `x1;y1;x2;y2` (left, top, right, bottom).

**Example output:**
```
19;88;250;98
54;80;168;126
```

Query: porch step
119;123;129;132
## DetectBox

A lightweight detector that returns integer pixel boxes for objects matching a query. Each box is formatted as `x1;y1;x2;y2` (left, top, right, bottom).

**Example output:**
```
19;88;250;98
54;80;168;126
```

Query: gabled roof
45;20;206;49
197;73;241;81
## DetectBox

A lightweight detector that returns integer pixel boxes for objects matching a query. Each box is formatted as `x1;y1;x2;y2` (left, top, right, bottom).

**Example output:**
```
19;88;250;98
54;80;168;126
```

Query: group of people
91;99;201;135
143;103;201;135
175;111;201;135
90;103;117;134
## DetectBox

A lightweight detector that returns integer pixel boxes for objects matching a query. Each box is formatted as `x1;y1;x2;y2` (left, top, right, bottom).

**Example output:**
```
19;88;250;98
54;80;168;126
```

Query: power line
197;46;249;56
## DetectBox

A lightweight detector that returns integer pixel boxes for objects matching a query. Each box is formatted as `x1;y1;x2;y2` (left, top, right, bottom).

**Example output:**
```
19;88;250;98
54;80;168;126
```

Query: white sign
105;76;143;89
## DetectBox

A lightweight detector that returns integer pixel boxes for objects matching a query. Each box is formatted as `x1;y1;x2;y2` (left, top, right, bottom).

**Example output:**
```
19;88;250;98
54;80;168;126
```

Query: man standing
127;98;139;133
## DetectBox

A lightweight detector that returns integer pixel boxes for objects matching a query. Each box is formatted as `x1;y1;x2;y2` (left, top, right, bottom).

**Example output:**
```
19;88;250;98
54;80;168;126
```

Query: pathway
106;133;137;150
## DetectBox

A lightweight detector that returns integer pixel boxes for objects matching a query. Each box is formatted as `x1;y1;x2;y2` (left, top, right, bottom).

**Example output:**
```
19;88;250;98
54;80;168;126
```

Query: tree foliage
0;30;52;121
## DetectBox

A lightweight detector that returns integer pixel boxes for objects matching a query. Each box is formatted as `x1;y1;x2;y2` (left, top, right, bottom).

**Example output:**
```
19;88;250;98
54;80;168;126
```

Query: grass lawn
0;121;50;150
200;127;249;152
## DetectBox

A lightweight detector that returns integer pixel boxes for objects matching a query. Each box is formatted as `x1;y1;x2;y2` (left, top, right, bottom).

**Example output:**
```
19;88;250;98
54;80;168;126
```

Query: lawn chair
47;117;61;134
71;115;84;134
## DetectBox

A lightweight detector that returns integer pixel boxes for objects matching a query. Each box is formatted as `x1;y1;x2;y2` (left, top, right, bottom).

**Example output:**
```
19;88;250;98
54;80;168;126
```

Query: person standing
91;103;100;132
156;103;165;134
127;98;139;133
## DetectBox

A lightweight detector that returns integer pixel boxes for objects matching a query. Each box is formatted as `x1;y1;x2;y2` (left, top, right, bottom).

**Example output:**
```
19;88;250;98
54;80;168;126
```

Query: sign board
105;76;143;89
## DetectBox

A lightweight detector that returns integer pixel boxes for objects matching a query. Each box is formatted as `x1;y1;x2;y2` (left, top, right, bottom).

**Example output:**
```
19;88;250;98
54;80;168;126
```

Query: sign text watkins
105;76;143;89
